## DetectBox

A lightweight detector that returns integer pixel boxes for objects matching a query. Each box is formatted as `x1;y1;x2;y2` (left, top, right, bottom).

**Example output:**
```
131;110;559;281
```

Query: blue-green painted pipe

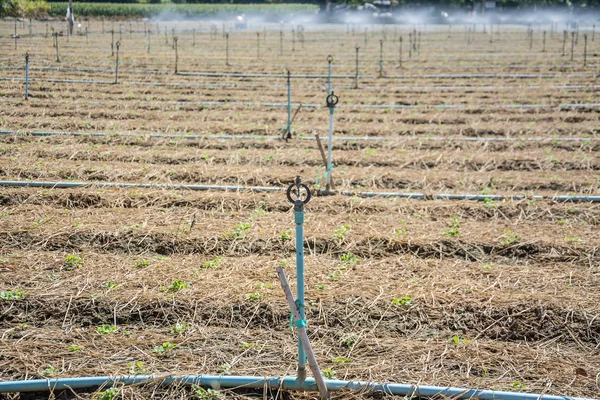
295;209;306;379
0;181;599;203
0;375;593;400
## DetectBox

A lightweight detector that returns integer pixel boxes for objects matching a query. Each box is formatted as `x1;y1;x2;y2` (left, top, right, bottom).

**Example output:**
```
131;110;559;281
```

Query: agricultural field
0;17;599;399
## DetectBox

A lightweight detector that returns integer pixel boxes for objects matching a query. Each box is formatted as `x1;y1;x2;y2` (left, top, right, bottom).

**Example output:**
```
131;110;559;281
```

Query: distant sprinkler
441;11;449;18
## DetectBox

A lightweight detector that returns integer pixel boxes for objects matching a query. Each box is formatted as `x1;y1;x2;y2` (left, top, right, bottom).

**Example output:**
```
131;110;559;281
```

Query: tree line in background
0;0;594;19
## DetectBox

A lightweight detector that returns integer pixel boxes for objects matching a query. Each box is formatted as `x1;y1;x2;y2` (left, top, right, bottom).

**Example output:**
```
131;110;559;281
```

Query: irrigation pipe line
4;76;600;92
2;93;598;111
2;130;599;143
1;180;599;203
0;374;594;399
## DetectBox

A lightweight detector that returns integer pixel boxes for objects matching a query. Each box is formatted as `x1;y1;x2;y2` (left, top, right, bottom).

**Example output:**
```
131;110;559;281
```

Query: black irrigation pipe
1;180;599;203
1;130;599;143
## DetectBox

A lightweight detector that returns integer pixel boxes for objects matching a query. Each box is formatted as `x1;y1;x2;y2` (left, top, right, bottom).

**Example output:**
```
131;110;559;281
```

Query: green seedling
241;342;254;350
33;216;53;227
394;226;407;236
41;365;60;377
96;324;118;335
254;282;272;289
200;257;222;269
483;197;497;208
443;228;460;237
364;147;377;156
69;344;81;352
102;281;118;289
218;362;232;375
322;367;336;379
128;361;147;375
451;335;470;344
225;222;251;238
280;230;292;241
328;271;341;281
170;322;190;335
512;381;526;389
482;263;494;270
502;230;520;245
64;254;84;270
0;289;24;301
134;259;151;269
164;280;189;292
246;292;262;301
315;284;325;291
332;356;350;364
341;333;359;348
152;342;176;354
95;387;119;400
340;252;358;264
392;295;413;306
332;224;351;239
191;386;220;399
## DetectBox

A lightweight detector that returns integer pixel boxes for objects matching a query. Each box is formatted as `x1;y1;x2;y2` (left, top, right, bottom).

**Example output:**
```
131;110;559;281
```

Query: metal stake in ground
54;32;60;62
571;31;575;61
225;33;230;66
174;36;178;74
24;52;29;101
398;36;402;68
354;46;359;89
327;55;333;94
114;41;120;84
276;265;329;400
280;30;283;56
379;39;384;78
562;30;567;56
282;70;292;139
111;29;114;56
284;175;312;383
14;21;17;50
583;33;588;67
256;32;260;59
325;91;339;191
542;30;546;52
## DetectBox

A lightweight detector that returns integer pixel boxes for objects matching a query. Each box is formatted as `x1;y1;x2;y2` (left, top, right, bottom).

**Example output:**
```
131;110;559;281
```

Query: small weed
241;342;254;350
482;263;494;270
443;228;460;237
41;365;61;377
451;335;470;344
315;284;325;291
102;281;118;289
512;381;526;389
152;342;176;354
0;289;24;301
280;230;292;241
394;227;407;236
332;224;351;239
170;322;190;335
483;197;497;208
95;388;119;400
364;147;377;156
322;367;336;379
128;361;147;375
565;236;584;244
69;344;81;352
96;324;118;335
33;216;53;227
134;259;151;269
341;333;359;348
198;256;222;270
392;295;413;306
502;230;520;245
164;280;189;292
64;254;84;270
340;252;358;264
225;222;251;238
328;271;341;281
332;356;350;364
254;282;272;289
191;386;220;399
246;292;262;302
218;362;232;375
